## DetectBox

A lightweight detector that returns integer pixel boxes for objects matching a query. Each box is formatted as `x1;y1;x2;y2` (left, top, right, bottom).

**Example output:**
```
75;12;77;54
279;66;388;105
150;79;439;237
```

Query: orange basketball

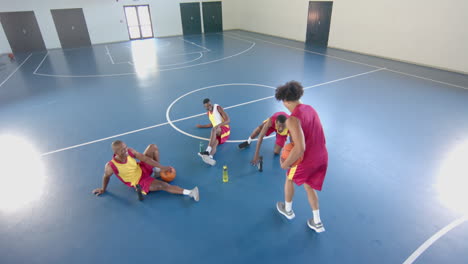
161;167;176;182
281;142;303;167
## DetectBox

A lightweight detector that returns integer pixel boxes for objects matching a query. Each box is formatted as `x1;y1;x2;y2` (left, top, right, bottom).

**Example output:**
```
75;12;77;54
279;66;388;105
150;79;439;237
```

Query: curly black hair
275;81;304;101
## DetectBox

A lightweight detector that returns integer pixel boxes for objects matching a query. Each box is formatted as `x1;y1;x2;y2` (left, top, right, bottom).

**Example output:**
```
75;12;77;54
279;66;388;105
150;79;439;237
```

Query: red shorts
265;127;288;147
217;125;230;144
136;161;155;194
286;162;328;191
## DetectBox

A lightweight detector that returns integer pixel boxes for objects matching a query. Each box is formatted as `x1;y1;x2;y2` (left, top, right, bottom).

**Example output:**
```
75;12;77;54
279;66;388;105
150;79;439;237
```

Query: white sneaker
198;152;216;166
189;187;199;202
307;219;325;233
276;201;295;220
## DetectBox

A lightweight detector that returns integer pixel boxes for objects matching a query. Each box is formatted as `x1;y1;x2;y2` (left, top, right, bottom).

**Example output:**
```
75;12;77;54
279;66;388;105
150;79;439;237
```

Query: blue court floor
0;30;467;264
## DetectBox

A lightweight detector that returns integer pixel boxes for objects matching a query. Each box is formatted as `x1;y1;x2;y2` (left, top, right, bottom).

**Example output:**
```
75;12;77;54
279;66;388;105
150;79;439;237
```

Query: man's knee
274;145;282;154
148;144;159;151
151;180;168;191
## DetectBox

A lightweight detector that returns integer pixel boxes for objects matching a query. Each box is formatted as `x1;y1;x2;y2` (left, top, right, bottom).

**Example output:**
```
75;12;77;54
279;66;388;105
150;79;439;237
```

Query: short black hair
203;98;210;104
112;140;123;147
275;81;304;101
276;114;287;123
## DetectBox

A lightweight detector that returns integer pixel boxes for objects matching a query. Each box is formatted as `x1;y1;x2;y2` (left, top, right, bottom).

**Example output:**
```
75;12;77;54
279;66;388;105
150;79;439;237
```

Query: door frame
123;4;154;40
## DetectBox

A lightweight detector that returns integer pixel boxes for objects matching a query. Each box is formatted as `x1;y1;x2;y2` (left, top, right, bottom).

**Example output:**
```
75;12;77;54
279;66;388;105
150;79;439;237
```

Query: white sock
206;146;212;153
285;201;293;212
247;137;252;144
153;167;161;173
313;210;321;224
183;189;191;195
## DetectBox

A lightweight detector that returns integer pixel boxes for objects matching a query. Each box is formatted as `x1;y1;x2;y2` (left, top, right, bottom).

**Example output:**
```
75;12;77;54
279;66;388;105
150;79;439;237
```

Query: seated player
92;140;199;202
196;98;231;166
238;112;289;167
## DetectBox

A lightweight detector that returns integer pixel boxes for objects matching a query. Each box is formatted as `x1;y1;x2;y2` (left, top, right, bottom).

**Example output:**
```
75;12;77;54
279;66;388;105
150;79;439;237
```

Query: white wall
0;0;238;54
2;0;465;73
235;0;468;73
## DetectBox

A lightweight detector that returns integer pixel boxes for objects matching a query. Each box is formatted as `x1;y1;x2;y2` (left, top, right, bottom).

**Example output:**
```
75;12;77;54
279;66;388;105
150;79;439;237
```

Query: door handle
22;28;27;34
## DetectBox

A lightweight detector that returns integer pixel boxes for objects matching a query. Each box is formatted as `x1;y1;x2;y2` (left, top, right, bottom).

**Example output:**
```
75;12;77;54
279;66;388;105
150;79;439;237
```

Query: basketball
161;167;176;182
281;142;303;167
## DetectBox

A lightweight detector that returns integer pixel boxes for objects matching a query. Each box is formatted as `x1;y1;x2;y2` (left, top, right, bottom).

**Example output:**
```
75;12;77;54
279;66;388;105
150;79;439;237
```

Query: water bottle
258;156;263;172
223;165;229;182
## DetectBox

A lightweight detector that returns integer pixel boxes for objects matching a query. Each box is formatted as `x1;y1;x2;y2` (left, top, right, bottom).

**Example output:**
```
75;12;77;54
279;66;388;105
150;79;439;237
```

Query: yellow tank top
110;155;142;186
208;104;229;128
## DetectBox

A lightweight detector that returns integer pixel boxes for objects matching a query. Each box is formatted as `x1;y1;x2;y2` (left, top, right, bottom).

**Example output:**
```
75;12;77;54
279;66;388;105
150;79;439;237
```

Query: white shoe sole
191;187;200;202
276;203;295;220
198;153;216;166
307;221;325;233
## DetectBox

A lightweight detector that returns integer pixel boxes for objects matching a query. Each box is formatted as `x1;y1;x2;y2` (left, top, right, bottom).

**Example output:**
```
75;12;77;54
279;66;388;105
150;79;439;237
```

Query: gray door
51;8;91;49
0;11;46;53
180;2;202;35
202;2;223;33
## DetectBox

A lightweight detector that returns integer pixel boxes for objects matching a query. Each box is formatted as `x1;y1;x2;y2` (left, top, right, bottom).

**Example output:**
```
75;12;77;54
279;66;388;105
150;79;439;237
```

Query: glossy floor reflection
0;30;467;264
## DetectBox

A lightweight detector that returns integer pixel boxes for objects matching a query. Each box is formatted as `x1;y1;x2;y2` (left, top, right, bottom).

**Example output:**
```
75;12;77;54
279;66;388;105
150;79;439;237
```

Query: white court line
104;45;115;64
0;53;33;88
165;83;278;143
180;37;211;51
159;50;210;57
158;52;203;67
33;52;49;74
403;215;468;264
385;68;468;90
33;34;255;78
225;32;468;90
165;69;385;142
41;68;383;156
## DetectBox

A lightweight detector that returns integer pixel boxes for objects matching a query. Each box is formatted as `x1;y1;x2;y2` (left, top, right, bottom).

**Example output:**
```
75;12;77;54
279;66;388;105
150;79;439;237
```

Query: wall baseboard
227;29;467;75
328;45;468;75
231;29;305;43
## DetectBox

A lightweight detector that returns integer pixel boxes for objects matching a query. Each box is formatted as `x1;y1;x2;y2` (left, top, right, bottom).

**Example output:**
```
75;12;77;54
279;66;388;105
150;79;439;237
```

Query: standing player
274;81;328;233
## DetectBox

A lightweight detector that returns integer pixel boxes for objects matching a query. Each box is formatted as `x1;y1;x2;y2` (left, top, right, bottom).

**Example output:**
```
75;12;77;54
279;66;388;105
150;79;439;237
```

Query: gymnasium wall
2;0;466;74
235;0;468;74
0;0;239;54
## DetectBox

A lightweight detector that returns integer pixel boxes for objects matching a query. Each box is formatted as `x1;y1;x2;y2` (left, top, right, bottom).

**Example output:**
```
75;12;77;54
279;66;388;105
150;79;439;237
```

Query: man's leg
277;176;296;220
304;183;325;232
239;123;264;149
149;179;199;201
143;144;161;177
273;144;282;155
143;144;160;162
197;128;219;166
209;127;221;156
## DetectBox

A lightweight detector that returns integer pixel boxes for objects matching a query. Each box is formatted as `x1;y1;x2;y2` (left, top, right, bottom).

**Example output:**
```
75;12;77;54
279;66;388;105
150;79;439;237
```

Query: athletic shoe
198;152;216;166
307;219;325;233
189;187;200;202
135;184;144;201
276;201;295;220
238;141;250;149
